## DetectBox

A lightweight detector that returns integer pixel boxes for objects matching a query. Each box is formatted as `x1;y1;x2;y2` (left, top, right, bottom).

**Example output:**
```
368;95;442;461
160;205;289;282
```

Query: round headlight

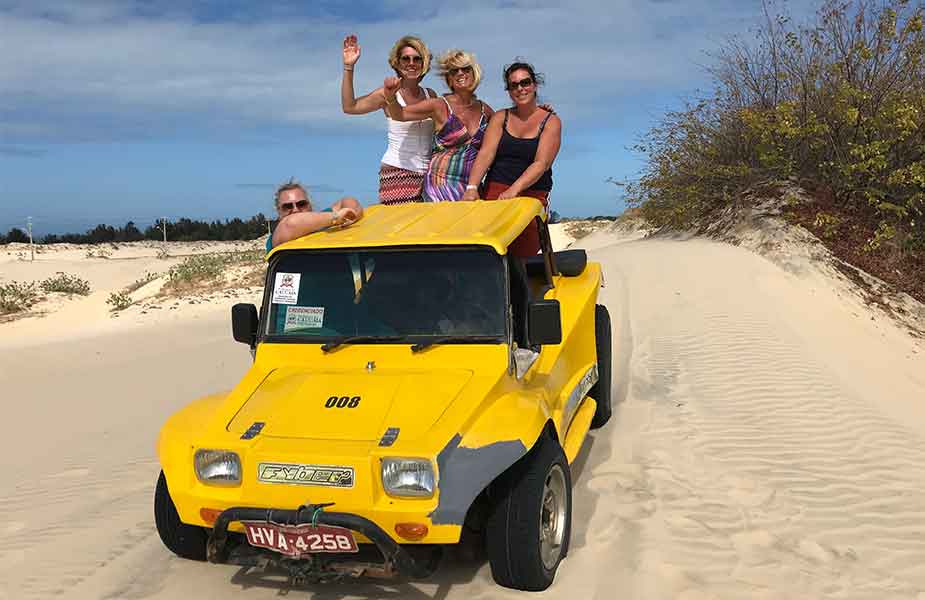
194;449;242;486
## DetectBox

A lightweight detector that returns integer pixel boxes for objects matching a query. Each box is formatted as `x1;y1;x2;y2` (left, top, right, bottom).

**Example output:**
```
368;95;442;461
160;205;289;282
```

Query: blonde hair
387;36;431;79
438;49;482;91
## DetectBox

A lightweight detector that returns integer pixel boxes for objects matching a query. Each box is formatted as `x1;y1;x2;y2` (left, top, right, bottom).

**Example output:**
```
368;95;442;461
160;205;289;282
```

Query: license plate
242;521;358;557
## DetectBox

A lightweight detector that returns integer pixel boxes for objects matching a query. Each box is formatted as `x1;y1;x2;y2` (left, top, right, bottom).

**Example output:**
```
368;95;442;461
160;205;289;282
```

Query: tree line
0;214;270;245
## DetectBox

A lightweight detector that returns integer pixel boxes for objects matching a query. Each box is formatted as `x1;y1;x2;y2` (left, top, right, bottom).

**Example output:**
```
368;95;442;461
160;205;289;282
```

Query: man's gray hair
273;177;311;207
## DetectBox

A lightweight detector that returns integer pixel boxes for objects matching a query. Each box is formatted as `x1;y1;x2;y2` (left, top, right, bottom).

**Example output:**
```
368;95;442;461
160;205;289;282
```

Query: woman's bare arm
382;77;446;126
340;34;385;115
342;77;387;115
463;111;505;200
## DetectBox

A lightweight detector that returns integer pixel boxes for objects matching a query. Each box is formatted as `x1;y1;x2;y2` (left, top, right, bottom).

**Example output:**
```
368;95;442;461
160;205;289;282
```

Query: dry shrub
0;281;40;315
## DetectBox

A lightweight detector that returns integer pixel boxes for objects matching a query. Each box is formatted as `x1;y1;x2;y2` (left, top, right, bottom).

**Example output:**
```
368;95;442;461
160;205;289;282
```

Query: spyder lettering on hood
257;463;354;487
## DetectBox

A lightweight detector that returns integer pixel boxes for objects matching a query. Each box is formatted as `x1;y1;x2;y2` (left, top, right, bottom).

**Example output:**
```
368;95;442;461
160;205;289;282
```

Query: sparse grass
156;246;170;260
106;291;133;312
162;250;263;295
240;265;267;288
39;272;91;295
124;271;160;293
560;219;615;241
85;247;113;259
0;281;40;315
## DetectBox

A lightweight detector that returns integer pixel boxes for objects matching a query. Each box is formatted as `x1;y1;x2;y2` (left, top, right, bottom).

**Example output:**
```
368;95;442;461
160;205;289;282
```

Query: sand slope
1;228;924;599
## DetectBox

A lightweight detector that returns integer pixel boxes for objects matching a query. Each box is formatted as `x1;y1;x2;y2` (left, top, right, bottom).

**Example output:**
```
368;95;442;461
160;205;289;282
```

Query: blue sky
0;0;817;236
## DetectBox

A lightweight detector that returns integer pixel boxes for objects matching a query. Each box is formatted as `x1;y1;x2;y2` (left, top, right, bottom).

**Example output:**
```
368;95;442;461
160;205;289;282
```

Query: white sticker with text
272;272;301;305
283;306;325;331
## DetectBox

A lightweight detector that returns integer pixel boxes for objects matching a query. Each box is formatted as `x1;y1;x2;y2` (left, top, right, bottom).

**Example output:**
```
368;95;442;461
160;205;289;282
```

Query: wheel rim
539;463;567;570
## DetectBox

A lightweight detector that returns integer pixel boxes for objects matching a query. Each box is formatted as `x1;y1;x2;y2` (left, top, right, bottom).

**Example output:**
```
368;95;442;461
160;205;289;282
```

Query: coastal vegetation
1;273;92;316
624;0;925;302
0;281;40;315
38;272;91;296
161;250;264;295
0;213;270;245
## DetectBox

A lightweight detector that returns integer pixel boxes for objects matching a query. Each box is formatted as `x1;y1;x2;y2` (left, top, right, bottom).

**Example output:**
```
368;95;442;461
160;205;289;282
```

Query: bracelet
466;184;477;190
384;94;397;105
331;212;339;226
343;65;354;71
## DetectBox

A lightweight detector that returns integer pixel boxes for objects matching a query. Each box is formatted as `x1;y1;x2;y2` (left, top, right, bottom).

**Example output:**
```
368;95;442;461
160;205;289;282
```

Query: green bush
39;272;91;295
813;212;843;240
624;0;925;249
106;291;132;312
0;281;40;315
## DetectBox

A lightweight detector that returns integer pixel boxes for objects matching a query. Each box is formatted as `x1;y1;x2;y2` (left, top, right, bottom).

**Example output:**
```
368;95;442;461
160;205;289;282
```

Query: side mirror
528;299;562;346
232;303;259;346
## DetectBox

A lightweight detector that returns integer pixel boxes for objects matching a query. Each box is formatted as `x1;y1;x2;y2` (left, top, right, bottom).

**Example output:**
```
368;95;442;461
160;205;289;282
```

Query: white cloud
0;0;804;142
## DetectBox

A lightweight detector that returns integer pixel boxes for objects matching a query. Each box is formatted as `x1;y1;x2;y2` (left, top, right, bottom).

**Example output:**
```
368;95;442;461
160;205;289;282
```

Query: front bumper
208;504;440;581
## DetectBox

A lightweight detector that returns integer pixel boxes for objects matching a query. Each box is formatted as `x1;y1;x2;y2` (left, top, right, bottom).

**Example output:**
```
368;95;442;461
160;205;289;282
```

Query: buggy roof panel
267;198;545;256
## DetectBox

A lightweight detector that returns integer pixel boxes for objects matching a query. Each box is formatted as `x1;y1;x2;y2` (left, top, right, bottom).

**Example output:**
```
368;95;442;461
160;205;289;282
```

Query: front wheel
154;471;208;560
485;435;572;591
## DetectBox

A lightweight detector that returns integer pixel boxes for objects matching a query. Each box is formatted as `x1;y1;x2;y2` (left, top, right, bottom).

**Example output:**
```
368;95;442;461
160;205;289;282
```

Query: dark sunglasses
507;77;534;90
399;55;423;65
449;65;473;76
279;199;310;211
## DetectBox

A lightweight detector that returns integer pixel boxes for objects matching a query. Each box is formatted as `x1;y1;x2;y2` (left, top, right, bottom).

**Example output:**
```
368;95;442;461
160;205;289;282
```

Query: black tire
485;434;572;591
154;471;208;560
589;304;613;429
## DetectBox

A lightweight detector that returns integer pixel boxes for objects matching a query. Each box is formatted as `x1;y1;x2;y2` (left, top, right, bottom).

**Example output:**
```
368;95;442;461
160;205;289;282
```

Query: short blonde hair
438;49;482;91
387;36;431;79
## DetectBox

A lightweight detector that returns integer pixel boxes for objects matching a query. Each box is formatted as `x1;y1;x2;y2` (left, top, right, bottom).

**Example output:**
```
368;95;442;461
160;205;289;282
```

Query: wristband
343;65;354;71
466;184;477;190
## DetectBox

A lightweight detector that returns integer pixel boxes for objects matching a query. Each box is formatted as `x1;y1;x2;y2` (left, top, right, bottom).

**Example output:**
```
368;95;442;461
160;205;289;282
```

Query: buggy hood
227;366;475;442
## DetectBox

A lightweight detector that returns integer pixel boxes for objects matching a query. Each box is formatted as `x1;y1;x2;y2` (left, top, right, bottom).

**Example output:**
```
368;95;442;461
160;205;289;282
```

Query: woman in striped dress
382;49;494;202
341;34;437;205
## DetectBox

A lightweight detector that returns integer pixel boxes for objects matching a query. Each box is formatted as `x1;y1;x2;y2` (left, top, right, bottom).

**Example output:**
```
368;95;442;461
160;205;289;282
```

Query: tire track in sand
0;454;163;599
582;240;925;600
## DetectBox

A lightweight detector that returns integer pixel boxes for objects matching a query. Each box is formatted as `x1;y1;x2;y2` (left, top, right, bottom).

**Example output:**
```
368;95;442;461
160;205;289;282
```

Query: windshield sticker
284;306;324;331
272;272;301;305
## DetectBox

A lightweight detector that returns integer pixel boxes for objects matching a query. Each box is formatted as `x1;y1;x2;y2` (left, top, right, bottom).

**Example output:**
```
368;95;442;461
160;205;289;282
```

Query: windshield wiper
321;335;406;353
410;335;504;353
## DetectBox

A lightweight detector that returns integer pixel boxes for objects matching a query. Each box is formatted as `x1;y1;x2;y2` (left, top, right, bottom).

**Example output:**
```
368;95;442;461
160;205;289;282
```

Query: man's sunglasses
449;66;473;76
507;77;534;90
399;55;423;65
279;199;310;211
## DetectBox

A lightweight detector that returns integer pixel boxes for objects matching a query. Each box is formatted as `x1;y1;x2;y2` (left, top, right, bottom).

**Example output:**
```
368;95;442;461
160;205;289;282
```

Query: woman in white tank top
341;34;437;205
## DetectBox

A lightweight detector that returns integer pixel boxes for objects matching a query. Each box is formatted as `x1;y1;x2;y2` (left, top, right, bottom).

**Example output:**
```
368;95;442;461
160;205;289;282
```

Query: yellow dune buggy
154;198;612;591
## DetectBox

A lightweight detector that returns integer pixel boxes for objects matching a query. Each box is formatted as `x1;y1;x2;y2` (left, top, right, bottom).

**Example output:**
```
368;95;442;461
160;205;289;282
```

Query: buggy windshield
264;248;506;343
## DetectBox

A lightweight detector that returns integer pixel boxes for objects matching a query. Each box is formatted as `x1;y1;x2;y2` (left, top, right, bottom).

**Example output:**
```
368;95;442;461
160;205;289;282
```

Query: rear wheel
589;303;612;429
154;471;207;560
485;434;572;591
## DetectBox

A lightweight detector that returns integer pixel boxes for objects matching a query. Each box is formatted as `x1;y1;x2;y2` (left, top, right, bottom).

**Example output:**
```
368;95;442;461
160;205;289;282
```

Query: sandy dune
1;224;924;599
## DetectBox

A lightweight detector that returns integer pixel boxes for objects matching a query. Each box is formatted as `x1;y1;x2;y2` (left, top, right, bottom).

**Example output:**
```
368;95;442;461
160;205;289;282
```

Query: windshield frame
258;244;511;347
